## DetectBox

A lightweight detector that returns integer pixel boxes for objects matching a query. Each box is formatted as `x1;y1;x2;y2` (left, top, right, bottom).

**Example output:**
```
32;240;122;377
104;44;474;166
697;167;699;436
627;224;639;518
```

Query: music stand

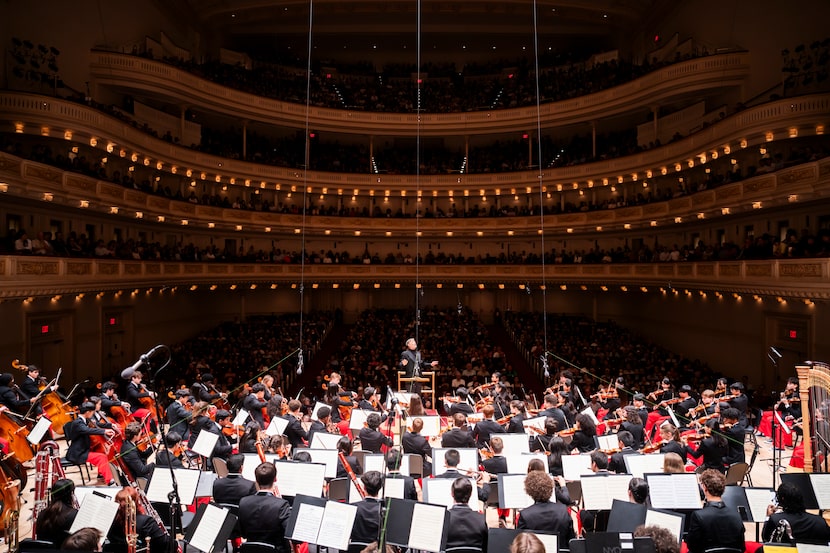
397;371;435;408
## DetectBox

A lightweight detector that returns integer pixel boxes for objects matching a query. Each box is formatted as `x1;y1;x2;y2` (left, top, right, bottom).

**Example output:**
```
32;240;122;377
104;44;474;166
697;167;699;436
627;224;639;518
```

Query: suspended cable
413;0;422;343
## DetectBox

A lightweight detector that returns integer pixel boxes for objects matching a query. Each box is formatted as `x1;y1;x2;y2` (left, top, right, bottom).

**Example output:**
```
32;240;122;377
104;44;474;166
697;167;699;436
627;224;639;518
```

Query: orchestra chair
239;541;276;553
724;462;750;486
405;453;423;478
744;444;760;486
327;477;349;502
566;480;583;509
110;462;131;487
213;457;229;478
136;476;149;491
60;422;91;484
351;450;367;473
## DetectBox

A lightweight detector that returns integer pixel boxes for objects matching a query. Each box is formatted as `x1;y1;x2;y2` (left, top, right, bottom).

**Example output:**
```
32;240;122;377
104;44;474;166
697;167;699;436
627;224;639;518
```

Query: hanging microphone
121;345;165;379
296;350;304;375
540;354;550;378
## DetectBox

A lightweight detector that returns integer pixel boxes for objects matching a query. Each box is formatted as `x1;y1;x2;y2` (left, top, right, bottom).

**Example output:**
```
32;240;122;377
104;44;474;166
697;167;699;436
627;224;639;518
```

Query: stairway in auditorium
486;324;546;398
289;323;352;395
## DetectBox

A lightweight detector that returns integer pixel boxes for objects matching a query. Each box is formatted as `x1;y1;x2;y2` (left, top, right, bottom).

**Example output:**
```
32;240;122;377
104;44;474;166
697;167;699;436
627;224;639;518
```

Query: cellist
19;365;58;417
0;372;37;416
125;371;157;432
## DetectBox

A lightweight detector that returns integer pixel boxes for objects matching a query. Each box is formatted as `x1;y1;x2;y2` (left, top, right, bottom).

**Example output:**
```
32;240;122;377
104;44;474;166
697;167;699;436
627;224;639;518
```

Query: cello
11;359;77;436
0;408;35;463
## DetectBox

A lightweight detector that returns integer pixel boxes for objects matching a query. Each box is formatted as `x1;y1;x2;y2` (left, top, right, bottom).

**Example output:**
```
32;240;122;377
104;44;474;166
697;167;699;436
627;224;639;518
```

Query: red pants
87;451;113;482
645;412;668;438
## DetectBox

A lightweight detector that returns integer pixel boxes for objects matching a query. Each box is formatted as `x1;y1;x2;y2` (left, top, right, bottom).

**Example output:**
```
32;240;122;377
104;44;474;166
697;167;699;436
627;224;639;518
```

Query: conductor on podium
399;338;437;393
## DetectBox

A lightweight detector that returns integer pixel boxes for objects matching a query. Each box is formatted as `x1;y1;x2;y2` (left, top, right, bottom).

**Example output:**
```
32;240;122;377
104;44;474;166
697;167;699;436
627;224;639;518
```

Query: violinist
435;449;491;502
714;377;729;397
720;408;746;465
267;434;289;459
448;387;475;416
673;385;698;428
66;402;116;484
167;388;193;442
212;453;256;508
596;377;624;415
120;421;155;480
530;417;559;454
608;431;639;473
358;387;389;423
645;378;675;438
683;418;727;472
358;412;393;453
208;409;235;464
721;382;748;426
775;376;802;425
570;413;597;453
0;372;37;415
538;393;569;432
402;418;432;475
618;406;645;450
472;405;506;448
507;400;528;434
631;393;649;427
441;413;476;449
155;431;184;468
186;401;212;451
125;371;157;431
244;383;268;430
655;423;685;458
283;399;308;450
688;389;717;422
260;374;275;401
266;392;286;421
481;436;509;475
239;421;261;454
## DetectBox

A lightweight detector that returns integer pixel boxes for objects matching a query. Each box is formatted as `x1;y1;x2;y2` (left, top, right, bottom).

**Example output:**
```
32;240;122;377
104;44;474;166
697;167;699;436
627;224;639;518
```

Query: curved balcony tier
88;51;749;136
1;255;828;301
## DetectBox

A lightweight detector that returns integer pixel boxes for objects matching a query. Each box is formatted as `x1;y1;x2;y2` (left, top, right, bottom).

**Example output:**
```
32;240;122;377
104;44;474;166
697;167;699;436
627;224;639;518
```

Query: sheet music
265;416;289;437
646;474;701;509
667;407;681;429
580;406;599;425
561;453;594;481
423;477;477;509
188;503;229;553
808;474;830;510
191;430;220;458
383;478;406;499
275;461;326;497
775;411;792;434
294;449;339;479
581;475;632;510
408;502;446;552
392;392;414;406
506;453;547;474
522;416;547;432
231;409;249;427
310;432;341;449
645;509;684;542
406;415;442;437
74;486;119;505
310;402;328;421
195;472;218;498
624;454;665;479
531;533;558;553
348;481;363;503
27;416;52;444
499;433;531;454
69;492;119;535
795;545;830;553
499;474;534;510
744;488;775;523
362;454;385;473
146;468;201;504
291;502;325;543
348;409;374;431
595;434;618;452
241;453;278;482
432;448;478;476
317;501;357;551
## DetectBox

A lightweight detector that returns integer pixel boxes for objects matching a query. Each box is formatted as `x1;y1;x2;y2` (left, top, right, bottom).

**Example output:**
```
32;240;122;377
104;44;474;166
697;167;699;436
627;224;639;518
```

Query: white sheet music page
69;492;119;535
506;453;547;474
624;453;665;479
531;533;558;553
423;478;477;509
317;501;358;551
146;468;201;504
645;509;684;542
500;474;534;510
188;503;228;553
581;475;631;511
27;416;52;444
406;415;441;437
310;402;328;421
408;503;446;552
348;409;373;431
290;502;324;543
744;488;775;523
265;416;289;437
432;448;478;476
275;461;326;497
646;474;701;510
808;474;830;510
310;432;341;450
190;429;220;458
561;453;594;481
231;409;249;427
499;433;531;453
382;478;406;499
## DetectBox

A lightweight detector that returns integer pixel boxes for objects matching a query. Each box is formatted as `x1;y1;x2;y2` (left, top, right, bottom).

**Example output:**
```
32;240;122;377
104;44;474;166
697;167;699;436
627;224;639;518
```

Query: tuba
770;517;794;544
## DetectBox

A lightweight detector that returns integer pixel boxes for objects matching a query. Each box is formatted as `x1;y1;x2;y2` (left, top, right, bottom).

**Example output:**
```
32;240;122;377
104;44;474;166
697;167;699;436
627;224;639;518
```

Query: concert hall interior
0;1;829;552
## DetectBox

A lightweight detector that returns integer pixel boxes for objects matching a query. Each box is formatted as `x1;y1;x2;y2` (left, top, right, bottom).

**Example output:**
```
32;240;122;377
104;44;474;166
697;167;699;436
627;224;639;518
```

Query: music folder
385;498;450;553
285;494;358;551
605;499;646;533
183;502;237;553
780;473;819;510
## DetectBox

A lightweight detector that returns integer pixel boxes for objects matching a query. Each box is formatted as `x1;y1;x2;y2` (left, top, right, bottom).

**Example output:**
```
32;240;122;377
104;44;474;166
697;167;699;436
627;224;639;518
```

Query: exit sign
789;330;798;339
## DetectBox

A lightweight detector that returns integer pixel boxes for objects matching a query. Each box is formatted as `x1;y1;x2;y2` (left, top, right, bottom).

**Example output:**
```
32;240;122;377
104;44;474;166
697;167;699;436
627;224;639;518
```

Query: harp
795;362;830;472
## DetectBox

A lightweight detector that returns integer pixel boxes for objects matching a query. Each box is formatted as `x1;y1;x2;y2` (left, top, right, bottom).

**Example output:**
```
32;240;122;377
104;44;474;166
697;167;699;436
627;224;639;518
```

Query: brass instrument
125;494;138;553
3;507;18;553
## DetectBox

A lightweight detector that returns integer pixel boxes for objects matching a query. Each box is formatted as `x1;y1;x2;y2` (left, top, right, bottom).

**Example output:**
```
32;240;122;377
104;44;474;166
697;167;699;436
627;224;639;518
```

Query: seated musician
649;378;676;418
385;448;418;500
243;383;268;430
628;477;650;505
67;402;116;485
580;451;617;532
720;407;746;466
608;430;639;473
402;417;432;475
101;382;131;415
569;413;597;453
656;423;685;458
213;453;257;507
472;404;506;448
446;478;488;551
358;386;390;423
125;371;157;431
239;421;261;454
598;377;624;415
537;394;568;433
673;385;698;428
61;527;102;551
107;487;171;553
558;391;578;427
507;400;528;434
618;406;645;450
441;413;476;449
448;387;475;416
35;478;78;546
324;381;355;426
20;364;57;416
774;376;802;439
510;533;546;553
307;405;330;444
436;449;490;502
662;452;686;473
208;409;235;464
517;470;575;544
192;373;223;404
481;435;508;475
723;381;748;426
547;437;571;477
88;395;115;430
186;401;212;450
687;389;717;423
154;431;184;468
631;393;649;427
358;412;393;453
633;525;680;553
714;377;729;398
0;372;36;415
350;471;383;547
120;421;155;480
530;416;559;453
684;469;745;553
267;435;289;459
237;462;292;553
336;436;361;478
762;481;830;544
166;388;192;442
683;418;728;472
283;399;309;450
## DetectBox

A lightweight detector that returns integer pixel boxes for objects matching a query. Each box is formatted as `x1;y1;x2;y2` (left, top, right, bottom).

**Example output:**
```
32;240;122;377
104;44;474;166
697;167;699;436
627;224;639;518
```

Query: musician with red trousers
66;402;116;485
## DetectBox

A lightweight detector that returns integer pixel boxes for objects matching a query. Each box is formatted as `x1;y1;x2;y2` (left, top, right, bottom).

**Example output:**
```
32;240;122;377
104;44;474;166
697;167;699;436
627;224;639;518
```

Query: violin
640;439;665;454
603;416;625;428
647;388;665;400
558;427;577;437
496;413;517;425
479;448;494;460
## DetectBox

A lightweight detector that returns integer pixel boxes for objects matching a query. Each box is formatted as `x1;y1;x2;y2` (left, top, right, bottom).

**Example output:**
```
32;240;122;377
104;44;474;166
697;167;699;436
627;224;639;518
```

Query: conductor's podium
398;371;435;408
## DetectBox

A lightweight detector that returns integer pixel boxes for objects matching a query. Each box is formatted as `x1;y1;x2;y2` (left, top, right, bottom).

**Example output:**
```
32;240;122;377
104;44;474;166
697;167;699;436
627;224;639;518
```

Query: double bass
11;359;77;436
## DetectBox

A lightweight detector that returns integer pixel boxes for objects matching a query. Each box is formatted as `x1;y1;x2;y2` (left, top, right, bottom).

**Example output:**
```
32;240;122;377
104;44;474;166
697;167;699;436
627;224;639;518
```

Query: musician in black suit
762;482;830;544
125;371;157;432
357;387;390;423
336;437;361;478
674;385;699;428
283;399;308;450
441;413;476;448
448;388;475;417
435;449;490;502
166;388;192;442
154;431;184;468
402;417;432;476
19;365;55;416
0;372;36;415
192;373;222;404
207;409;235;463
720;407;746;465
238;462;292;553
100;381;131;415
516;470;575;545
399;337;438;393
472;404;506;448
631;393;650;427
481;436;509;474
66;402;116;484
244;383;268;429
120;421;154;480
307;405;330;446
608;430;640;473
506;400;528;434
684;469;744;553
350;471;383;546
724;381;749;426
358;412;393;453
212;454;257;506
538;394;568;433
619;406;645;450
446;478;488;551
384;448;417;500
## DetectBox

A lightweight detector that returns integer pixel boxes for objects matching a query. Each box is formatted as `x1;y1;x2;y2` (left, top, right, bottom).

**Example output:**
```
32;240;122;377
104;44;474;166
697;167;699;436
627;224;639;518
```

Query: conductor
399;338;437;393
